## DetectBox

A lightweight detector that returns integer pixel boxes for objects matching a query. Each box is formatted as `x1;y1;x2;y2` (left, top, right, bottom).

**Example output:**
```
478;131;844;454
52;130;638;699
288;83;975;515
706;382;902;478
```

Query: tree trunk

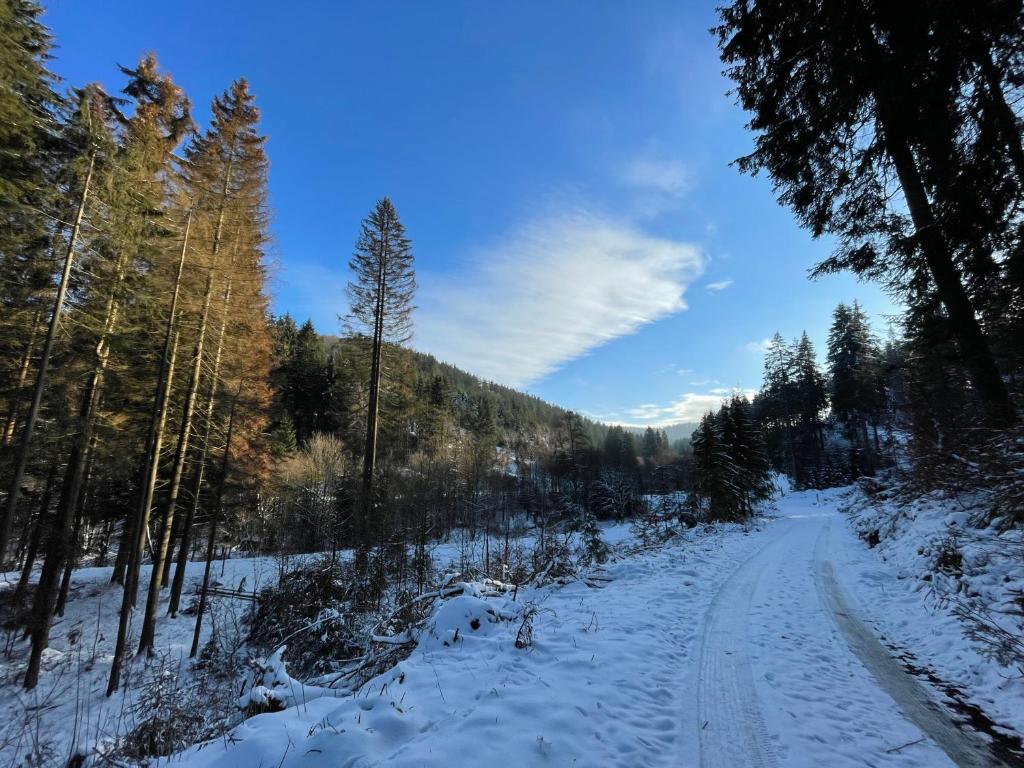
110;521;131;585
159;514;179;588
56;438;94;617
105;327;181;695
881;122;1015;425
785;420;798;480
138;178;232;655
978;51;1024;184
2;306;43;446
105;206;190;692
362;214;390;511
169;268;234;617
54;496;84;618
136;278;212;654
191;390;239;658
0;151;95;570
123;209;193;607
25;241;128;680
860;20;1016;426
24;259;127;690
12;463;58;608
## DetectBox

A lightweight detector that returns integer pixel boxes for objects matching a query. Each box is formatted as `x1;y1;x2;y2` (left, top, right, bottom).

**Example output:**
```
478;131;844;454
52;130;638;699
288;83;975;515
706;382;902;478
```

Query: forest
1;0;1023;766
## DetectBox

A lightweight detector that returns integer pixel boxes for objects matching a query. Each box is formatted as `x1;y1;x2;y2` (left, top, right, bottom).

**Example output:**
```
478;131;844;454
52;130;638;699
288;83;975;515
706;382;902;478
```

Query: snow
0;554;282;765
167;520;758;768
839;485;1024;736
4;487;1023;767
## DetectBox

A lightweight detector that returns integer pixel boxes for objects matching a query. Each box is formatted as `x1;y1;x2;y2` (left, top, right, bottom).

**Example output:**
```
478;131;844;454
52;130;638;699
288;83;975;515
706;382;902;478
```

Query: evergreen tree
690;411;741;521
715;0;1017;426
417;374;453;457
24;56;192;689
602;425;637;471
754;333;798;475
150;77;271;642
554;411;590;498
722;395;774;514
827;301;885;470
0;0;64;451
753;331;828;486
641;427;659;460
344;198;416;508
793;334;828;441
466;396;498;496
286;320;331;444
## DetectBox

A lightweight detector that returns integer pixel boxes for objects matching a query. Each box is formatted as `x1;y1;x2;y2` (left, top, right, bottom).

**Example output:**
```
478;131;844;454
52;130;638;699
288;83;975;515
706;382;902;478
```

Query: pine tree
136;78;269;653
286;320;331;445
827;301;885;471
691;411;741;521
715;0;1016;426
793;334;828;430
24;59;191;689
754;333;798;475
641;427;659;460
466;396;498;496
344;198;416;509
0;0;64;452
792;333;829;484
417;374;453;457
723;395;773;514
0;100;96;573
554;411;591;498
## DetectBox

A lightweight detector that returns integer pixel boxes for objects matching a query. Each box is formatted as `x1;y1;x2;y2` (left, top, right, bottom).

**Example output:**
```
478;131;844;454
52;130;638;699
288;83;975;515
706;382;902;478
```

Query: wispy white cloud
706;279;734;293
744;337;772;354
621;157;693;197
600;387;760;427
415;209;705;388
618;151;695;219
657;362;693;376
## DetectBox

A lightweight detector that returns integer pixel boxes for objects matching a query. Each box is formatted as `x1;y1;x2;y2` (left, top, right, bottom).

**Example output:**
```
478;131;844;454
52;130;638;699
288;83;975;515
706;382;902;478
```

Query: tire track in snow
814;520;1004;768
696;523;785;768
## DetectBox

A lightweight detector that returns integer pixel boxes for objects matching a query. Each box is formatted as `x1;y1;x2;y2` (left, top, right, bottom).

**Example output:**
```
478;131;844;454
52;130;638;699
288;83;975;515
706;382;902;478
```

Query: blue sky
43;0;900;425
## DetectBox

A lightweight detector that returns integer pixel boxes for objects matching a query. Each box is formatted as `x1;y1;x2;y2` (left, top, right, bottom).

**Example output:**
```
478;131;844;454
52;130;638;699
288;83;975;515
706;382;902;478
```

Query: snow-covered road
695;494;997;768
166;487;1022;768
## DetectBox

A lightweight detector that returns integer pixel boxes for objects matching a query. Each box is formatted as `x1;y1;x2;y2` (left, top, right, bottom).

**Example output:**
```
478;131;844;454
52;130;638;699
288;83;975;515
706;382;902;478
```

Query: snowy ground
0;553;285;766
841;484;1024;741
166;488;1023;768
4;487;1023;767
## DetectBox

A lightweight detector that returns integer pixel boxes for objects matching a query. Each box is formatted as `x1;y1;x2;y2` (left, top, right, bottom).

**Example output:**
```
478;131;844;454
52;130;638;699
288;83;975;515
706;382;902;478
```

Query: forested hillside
311;332;610;447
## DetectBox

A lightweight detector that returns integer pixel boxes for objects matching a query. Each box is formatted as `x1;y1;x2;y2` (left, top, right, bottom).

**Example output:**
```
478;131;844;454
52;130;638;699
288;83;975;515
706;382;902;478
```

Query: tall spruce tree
136;78;269;655
715;0;1017;426
0;106;97;569
723;395;774;514
344;198;416;509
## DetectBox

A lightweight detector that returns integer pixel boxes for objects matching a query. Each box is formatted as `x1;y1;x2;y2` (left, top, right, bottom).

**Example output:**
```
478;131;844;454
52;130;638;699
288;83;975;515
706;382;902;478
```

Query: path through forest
692;492;1009;768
